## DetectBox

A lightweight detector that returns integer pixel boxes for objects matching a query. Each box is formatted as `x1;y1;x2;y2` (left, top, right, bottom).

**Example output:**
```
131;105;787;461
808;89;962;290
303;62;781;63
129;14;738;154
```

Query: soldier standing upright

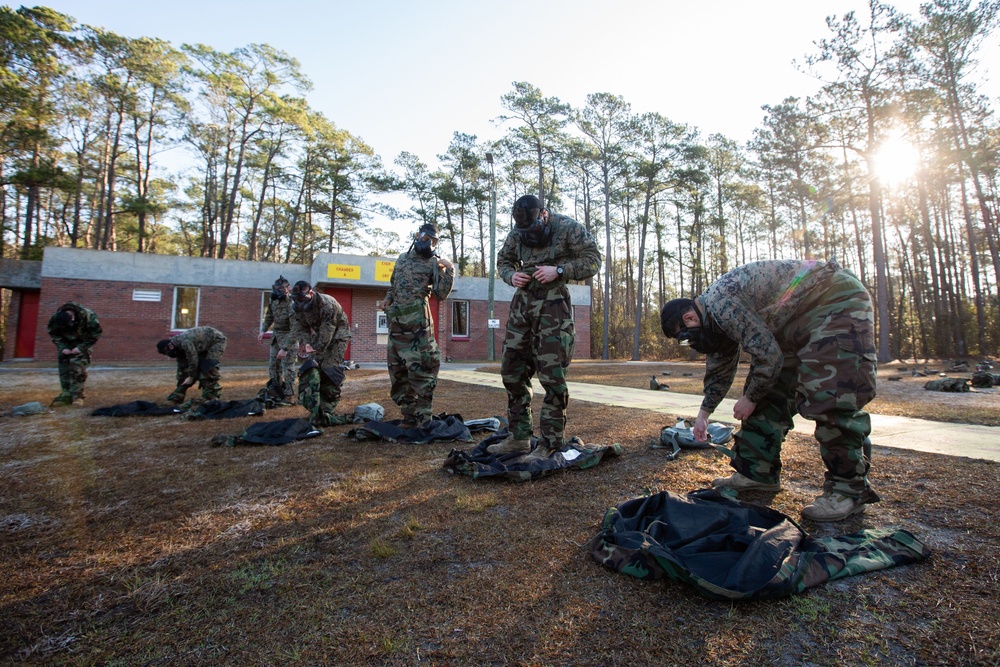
660;259;878;522
156;326;227;406
489;194;602;460
281;281;352;427
47;302;102;406
378;223;455;427
257;275;297;406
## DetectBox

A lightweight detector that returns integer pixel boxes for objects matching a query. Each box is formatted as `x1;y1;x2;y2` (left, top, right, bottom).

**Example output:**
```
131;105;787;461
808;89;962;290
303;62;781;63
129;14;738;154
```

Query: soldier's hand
692;413;710;442
532;266;558;284
438;257;453;271
277;349;287;360
182;376;196;387
61;348;73;356
511;272;532;288
69;347;81;354
257;331;265;342
732;396;757;421
303;344;316;355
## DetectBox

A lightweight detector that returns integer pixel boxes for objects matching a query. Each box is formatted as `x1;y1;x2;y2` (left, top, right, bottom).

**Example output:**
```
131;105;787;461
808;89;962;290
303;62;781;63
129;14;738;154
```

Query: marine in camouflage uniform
380;223;455;426
286;281;352;427
47;302;103;406
259;276;297;405
494;195;602;459
156;326;227;404
660;259;878;522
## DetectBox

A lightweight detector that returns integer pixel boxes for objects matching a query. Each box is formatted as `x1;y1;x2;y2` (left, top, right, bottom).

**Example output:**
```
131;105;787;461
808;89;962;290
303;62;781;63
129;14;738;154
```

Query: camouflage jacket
169;326;227;378
382;249;455;310
497;213;601;288
262;296;293;334
289;292;351;355
48;302;102;353
697;259;841;413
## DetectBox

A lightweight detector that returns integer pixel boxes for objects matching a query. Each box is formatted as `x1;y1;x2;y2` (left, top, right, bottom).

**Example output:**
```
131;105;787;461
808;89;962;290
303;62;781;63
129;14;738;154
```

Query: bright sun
873;130;920;186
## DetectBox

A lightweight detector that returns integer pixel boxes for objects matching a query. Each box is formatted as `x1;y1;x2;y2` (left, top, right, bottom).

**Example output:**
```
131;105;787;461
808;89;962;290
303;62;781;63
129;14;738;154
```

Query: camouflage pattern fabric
383;249;455;423
972;372;1000;388
443;432;623;481
47;302;102;404
497;213;601;449
924;378;970;392
165;326;227;403
290;293;352;426
263;296;296;400
697;261;878;501
587;489;930;600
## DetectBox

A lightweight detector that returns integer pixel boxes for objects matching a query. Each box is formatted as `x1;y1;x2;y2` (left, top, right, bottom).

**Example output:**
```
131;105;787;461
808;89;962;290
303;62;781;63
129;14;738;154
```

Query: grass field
1;361;998;666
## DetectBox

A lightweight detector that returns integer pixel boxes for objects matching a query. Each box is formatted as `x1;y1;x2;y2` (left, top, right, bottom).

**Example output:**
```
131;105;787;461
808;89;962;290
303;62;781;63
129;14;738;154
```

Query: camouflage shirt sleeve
173;330;200;378
496;231;521;286
432;261;455;301
700;295;784;412
262;301;275;332
313;296;351;354
557;216;601;281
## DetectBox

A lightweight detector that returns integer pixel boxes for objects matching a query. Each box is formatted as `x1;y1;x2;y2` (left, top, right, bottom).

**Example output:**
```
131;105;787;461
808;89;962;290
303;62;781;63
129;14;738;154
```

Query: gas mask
291;289;314;313
271;287;287;300
513;207;552;248
678;324;735;355
413;233;437;259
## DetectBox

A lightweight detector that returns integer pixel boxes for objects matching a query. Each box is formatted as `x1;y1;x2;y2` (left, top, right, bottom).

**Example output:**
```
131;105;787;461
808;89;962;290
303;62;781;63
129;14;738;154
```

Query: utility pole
486;152;497;362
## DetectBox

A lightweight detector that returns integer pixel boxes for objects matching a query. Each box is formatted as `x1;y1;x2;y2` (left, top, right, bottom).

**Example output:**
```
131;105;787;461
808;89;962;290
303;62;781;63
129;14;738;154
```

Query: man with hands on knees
660;259;879;522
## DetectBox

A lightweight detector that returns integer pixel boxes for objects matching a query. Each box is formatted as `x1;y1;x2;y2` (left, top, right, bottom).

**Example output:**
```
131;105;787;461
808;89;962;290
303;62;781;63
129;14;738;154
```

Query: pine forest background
2;0;999;362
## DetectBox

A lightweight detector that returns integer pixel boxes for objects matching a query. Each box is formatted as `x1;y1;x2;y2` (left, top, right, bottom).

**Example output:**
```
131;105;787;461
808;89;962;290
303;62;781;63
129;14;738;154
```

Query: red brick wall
34;277;271;363
440;299;593;362
29;277;593;363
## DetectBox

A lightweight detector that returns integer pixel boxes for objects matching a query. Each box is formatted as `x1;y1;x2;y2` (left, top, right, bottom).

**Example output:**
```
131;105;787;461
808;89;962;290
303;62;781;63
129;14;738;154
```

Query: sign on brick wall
327;264;360;280
375;260;394;282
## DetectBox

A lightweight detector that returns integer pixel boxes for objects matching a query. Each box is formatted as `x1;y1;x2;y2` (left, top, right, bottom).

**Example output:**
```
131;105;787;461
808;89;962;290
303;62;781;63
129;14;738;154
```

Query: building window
172;286;200;330
452;300;469;338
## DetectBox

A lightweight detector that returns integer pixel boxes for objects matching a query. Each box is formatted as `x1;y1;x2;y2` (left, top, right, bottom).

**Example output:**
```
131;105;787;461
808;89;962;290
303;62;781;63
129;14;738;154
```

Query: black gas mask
678;324;735;355
271;287;287;300
413;232;437;259
291;289;314;313
513;203;552;248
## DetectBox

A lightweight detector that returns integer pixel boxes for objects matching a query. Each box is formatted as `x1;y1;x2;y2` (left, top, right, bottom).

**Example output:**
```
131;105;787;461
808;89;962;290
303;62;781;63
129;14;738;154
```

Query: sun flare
873;130;920;186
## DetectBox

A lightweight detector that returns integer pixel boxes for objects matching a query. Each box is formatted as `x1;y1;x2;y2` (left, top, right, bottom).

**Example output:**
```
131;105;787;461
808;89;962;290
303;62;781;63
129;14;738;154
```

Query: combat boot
521;443;553;462
801;492;866;522
711;471;780;491
486;435;532;455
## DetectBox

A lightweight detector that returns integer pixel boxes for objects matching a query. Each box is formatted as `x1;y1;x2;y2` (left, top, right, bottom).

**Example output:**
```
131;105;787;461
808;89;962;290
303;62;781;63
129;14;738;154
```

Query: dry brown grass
1;362;998;666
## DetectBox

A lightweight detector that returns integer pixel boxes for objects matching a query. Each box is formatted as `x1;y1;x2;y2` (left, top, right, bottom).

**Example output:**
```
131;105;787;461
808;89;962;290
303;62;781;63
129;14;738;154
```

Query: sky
34;0;999;162
19;0;1000;235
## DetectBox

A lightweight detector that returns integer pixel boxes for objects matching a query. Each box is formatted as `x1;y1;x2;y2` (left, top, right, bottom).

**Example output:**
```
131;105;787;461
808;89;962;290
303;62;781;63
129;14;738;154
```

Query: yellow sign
375;260;395;283
327;264;360;280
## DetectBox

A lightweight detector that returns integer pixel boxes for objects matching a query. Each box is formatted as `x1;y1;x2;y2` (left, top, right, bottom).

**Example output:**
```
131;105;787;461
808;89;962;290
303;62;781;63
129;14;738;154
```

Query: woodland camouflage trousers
268;332;297;399
167;340;226;403
386;301;441;423
55;352;91;402
730;270;879;501
501;283;575;450
299;340;349;427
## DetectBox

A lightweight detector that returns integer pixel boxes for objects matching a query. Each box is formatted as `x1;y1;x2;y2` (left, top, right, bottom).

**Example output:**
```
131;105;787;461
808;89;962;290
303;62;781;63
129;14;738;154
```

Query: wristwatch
556;266;564;276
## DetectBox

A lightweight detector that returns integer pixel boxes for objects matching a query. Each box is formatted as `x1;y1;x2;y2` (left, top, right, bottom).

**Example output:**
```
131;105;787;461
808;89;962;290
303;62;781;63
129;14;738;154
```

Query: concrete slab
438;369;1000;463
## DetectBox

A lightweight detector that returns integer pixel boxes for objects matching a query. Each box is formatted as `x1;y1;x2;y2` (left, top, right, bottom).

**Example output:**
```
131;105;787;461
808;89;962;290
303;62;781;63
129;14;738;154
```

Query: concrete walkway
438;368;1000;463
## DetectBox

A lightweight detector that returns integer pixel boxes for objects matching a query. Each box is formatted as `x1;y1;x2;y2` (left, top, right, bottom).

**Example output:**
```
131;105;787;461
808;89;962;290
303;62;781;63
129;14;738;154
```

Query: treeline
1;1;999;361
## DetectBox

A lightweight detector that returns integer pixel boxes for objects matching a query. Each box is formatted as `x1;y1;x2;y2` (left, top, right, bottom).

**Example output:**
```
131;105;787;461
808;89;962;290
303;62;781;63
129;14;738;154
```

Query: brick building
1;247;593;364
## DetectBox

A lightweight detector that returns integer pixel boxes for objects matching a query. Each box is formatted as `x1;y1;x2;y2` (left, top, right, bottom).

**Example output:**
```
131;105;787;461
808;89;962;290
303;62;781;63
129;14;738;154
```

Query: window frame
171;286;201;330
451;300;470;339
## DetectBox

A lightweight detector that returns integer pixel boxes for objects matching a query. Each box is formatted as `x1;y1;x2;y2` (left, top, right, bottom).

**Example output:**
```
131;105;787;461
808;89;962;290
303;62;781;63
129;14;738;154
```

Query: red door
323;287;353;360
14;290;40;359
